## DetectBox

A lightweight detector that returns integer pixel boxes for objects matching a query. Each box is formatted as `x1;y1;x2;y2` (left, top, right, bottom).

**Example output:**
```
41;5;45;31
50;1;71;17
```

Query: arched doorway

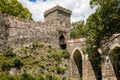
59;35;66;49
109;46;120;80
72;49;82;79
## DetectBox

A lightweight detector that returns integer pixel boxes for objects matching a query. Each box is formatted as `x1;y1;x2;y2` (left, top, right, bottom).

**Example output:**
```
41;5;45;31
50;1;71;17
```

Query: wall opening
72;49;82;79
59;35;66;49
109;46;120;80
89;50;102;80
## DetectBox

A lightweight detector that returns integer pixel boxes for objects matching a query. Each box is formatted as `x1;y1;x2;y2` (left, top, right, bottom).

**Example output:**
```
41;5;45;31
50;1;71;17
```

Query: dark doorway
73;49;82;79
109;47;120;80
59;35;66;49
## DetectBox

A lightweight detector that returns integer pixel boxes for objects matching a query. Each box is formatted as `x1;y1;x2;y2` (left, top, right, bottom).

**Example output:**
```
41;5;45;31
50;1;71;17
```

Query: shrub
45;73;60;80
52;52;62;62
21;47;28;54
13;59;23;69
0;73;17;80
20;73;35;80
3;47;16;57
62;50;70;59
36;74;45;80
32;41;44;49
56;67;65;75
1;61;12;71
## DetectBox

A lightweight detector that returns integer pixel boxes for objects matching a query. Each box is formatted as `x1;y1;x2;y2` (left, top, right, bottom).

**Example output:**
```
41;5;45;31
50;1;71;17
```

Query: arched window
59;35;66;49
109;46;120;80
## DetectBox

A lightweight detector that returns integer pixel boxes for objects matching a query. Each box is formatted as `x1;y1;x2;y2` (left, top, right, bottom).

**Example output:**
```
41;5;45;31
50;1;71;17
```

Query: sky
18;0;97;22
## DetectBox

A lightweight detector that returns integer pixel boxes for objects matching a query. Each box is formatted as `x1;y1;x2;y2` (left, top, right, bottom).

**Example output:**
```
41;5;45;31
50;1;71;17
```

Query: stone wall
6;16;59;48
0;5;71;50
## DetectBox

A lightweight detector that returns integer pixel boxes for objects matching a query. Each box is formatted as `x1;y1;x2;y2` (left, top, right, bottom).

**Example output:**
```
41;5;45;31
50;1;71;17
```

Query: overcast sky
18;0;97;22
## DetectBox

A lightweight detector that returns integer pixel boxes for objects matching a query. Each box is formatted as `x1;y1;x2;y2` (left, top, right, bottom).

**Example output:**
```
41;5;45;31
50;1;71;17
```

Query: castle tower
44;5;71;28
44;5;72;49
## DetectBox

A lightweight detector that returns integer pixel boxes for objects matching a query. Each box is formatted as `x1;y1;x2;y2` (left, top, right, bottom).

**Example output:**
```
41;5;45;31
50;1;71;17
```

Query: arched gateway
67;38;101;80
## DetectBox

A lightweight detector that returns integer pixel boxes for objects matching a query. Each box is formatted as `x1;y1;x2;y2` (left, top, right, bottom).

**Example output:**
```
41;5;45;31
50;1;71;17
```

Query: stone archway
109;46;120;80
70;48;83;79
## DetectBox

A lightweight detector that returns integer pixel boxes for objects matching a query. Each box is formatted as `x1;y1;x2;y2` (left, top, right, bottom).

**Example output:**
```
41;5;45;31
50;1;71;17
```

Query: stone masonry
0;5;120;80
0;5;71;51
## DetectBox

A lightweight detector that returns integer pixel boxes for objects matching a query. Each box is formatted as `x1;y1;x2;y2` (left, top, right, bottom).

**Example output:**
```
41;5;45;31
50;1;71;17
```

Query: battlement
44;5;71;17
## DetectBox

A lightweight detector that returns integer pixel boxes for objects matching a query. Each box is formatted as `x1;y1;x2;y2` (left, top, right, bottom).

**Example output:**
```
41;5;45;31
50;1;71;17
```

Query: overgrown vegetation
0;42;70;80
70;21;84;39
0;0;32;19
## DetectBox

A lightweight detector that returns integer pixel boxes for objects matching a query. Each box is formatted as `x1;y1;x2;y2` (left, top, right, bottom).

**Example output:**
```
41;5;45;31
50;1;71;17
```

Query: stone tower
44;5;72;49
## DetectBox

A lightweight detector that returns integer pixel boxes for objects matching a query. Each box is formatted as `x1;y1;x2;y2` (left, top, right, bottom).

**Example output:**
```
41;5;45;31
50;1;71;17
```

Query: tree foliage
0;0;32;19
84;0;120;52
70;20;84;39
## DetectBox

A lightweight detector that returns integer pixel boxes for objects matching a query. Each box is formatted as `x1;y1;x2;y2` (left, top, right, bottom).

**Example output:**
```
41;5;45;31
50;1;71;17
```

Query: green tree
84;0;120;52
0;0;32;19
70;20;84;39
